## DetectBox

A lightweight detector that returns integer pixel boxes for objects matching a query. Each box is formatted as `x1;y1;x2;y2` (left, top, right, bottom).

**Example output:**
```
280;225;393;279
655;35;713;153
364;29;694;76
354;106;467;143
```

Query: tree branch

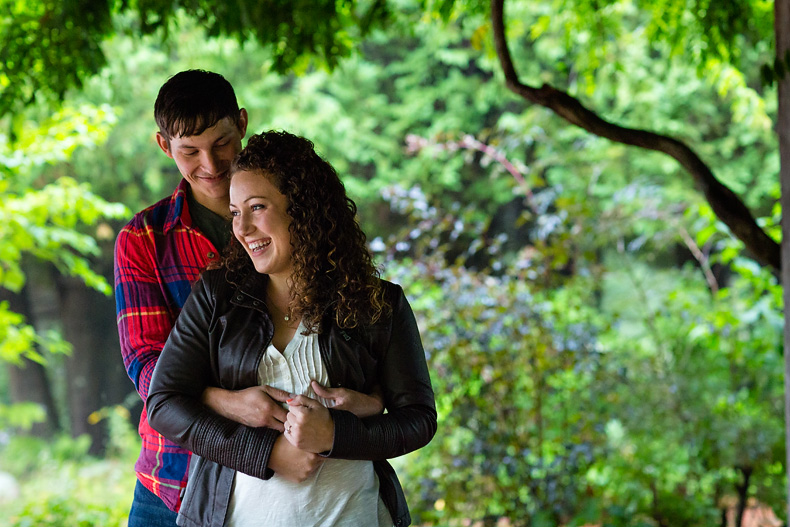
491;0;781;272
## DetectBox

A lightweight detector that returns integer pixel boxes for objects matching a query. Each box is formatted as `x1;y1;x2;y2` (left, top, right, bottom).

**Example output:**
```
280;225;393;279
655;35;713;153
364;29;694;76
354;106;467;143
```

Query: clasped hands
202;380;383;483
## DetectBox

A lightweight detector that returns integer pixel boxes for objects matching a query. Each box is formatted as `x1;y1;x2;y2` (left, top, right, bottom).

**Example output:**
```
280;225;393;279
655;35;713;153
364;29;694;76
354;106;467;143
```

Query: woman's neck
265;275;299;349
266;275;292;311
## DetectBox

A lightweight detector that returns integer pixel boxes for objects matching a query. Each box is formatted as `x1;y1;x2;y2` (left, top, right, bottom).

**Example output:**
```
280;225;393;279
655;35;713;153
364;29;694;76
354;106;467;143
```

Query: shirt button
236;295;243;301
207;251;216;259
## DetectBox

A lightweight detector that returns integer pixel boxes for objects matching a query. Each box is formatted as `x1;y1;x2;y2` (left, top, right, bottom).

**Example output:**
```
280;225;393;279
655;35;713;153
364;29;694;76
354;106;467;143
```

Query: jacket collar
228;265;268;310
226;266;339;329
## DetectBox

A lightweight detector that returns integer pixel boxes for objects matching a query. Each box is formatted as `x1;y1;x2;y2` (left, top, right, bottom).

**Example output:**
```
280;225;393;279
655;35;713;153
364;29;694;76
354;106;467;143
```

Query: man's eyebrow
176;132;232;149
175;142;198;150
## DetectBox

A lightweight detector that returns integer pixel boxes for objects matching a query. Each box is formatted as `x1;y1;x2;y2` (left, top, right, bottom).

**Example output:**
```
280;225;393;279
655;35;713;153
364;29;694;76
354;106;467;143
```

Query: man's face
156;109;248;213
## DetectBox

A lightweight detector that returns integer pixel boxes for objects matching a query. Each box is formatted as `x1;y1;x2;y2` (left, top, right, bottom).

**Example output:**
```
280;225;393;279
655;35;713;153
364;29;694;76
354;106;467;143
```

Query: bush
0;405;139;527
388;260;607;526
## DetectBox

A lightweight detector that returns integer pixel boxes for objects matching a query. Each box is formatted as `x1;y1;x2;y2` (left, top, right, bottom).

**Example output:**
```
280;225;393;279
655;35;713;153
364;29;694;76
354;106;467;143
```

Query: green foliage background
0;0;784;525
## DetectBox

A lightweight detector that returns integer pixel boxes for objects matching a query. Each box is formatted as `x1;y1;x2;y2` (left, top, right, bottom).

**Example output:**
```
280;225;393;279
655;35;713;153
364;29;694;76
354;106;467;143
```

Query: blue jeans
128;480;179;527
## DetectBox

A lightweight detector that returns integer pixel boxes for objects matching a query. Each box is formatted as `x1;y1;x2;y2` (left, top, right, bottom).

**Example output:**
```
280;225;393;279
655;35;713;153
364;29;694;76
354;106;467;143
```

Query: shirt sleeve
114;223;178;400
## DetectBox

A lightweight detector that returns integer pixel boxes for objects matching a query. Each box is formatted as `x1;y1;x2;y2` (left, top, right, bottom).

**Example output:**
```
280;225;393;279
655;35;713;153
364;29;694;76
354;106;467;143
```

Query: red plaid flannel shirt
114;179;222;511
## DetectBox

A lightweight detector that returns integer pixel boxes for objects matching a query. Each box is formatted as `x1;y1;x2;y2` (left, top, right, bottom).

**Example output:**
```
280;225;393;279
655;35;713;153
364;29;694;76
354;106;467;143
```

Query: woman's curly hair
223;130;390;332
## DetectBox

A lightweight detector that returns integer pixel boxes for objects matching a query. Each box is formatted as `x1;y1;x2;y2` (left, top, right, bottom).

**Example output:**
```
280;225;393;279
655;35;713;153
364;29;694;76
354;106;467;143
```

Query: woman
147;130;437;527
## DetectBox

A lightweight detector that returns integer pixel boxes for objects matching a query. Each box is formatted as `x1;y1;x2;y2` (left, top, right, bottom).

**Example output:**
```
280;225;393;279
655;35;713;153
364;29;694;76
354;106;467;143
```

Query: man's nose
201;151;222;175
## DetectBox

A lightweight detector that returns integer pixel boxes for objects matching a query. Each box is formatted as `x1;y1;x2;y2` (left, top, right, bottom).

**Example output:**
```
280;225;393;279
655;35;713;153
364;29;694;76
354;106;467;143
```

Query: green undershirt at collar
186;187;232;251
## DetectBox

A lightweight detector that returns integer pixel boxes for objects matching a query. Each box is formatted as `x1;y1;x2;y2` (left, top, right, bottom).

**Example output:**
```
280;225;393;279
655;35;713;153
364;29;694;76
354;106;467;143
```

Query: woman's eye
230;210;240;217
251;204;265;211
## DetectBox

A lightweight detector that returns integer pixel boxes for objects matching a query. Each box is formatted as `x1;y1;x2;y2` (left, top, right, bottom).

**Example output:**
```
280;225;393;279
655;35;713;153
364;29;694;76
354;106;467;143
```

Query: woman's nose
234;214;254;236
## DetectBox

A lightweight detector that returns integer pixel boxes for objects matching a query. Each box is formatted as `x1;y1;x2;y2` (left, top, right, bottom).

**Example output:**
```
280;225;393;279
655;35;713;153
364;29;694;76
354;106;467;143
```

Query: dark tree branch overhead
491;0;781;272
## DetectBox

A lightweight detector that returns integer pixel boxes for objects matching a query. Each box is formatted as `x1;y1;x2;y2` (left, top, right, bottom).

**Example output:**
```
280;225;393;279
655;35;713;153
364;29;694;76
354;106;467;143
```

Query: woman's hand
311;380;384;418
201;385;290;431
268;435;325;483
284;394;335;453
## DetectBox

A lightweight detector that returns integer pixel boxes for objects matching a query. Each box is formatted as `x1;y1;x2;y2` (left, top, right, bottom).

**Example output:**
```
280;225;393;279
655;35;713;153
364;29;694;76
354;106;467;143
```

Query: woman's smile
229;170;293;279
247;239;272;253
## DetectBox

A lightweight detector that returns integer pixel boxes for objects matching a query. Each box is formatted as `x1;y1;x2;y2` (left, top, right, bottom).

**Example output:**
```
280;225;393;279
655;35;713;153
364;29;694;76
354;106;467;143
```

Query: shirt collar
163;179;192;233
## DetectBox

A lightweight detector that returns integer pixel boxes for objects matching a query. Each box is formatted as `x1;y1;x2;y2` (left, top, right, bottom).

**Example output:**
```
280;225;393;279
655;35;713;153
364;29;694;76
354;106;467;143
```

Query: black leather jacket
147;267;437;527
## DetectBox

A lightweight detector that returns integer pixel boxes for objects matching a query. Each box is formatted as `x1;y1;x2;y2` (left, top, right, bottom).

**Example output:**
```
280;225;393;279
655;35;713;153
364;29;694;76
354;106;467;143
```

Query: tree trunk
777;0;790;518
55;250;128;455
0;272;60;437
734;466;752;527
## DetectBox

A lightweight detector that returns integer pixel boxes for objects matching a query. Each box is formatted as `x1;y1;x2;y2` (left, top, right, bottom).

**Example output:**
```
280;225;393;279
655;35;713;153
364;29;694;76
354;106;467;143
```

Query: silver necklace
270;302;292;322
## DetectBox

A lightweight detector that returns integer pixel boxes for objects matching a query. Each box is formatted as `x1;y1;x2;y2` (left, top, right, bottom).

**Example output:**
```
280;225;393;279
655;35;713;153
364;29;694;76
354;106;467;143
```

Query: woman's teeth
248;240;271;251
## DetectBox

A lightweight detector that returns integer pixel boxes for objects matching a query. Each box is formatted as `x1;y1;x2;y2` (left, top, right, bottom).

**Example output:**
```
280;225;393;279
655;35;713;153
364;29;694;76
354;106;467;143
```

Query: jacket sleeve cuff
324;408;357;458
251;427;279;480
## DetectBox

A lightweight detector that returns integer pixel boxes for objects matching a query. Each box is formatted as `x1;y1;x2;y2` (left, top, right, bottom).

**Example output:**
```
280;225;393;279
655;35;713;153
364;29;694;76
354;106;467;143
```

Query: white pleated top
224;320;393;527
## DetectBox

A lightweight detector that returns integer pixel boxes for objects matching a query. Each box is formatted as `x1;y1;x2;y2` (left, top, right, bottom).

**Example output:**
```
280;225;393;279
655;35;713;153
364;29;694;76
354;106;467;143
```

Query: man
114;70;288;526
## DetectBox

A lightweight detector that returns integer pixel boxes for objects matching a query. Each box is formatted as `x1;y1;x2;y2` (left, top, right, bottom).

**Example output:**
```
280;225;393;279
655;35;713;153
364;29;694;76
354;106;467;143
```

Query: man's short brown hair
154;69;241;142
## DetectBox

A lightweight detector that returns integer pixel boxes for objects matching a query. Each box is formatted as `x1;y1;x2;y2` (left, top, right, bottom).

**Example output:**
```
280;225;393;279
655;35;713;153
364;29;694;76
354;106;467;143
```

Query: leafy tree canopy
2;0;776;120
4;0;780;270
436;0;774;66
0;0;391;118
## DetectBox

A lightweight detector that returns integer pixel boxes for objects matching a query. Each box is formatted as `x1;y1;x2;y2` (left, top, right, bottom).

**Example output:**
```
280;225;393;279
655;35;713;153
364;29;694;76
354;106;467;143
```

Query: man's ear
237;108;249;139
155;132;174;159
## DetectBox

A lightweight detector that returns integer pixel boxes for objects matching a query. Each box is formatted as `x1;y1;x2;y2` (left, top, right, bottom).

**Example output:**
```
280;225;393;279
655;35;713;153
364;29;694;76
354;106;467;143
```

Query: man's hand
311;380;384;418
202;385;290;431
268;435;325;483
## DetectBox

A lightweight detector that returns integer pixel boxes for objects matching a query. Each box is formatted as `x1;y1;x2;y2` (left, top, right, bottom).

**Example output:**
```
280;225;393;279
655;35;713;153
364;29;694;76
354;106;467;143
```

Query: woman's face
229;170;293;279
